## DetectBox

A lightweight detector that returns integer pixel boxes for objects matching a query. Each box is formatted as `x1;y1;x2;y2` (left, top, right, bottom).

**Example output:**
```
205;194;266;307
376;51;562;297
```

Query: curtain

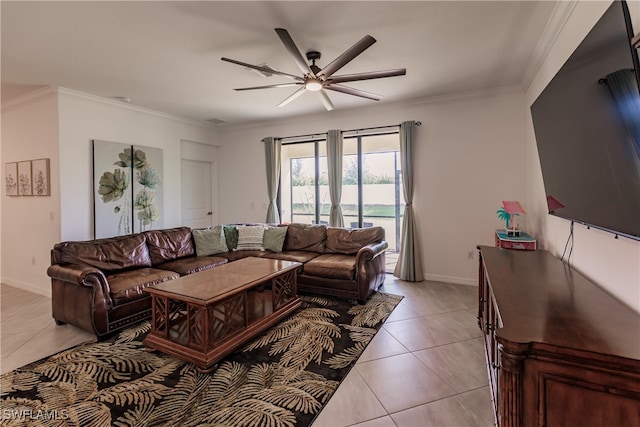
263;136;281;223
327;129;344;227
394;121;424;281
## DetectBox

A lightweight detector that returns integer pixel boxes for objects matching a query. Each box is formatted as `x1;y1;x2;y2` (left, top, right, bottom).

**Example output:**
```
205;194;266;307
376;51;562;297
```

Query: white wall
525;0;640;313
1;88;60;296
58;88;219;242
1;87;219;296
218;88;528;285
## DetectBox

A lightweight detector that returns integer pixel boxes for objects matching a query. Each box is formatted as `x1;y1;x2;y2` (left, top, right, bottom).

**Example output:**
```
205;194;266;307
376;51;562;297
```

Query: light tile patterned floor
0;276;494;427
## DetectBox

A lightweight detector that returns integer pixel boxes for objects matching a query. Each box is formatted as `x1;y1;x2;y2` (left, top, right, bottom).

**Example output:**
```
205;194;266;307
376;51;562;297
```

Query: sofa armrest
47;264;112;307
356;241;389;265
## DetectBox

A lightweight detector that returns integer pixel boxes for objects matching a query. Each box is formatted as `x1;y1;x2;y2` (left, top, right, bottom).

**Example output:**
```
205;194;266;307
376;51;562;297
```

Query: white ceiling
1;1;559;125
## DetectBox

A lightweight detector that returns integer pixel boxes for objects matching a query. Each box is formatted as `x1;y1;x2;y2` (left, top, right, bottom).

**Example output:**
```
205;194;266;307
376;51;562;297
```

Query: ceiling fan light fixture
305;78;323;91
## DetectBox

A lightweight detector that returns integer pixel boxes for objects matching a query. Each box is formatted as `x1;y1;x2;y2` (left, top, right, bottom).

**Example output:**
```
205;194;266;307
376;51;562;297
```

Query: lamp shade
502;200;526;215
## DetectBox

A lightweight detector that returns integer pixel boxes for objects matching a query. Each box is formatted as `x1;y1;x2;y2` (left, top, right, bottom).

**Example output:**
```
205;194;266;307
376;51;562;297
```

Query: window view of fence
280;133;403;270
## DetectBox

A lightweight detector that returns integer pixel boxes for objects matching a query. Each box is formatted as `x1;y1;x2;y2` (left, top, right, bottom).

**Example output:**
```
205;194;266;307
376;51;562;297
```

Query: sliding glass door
280;132;402;272
280;140;328;225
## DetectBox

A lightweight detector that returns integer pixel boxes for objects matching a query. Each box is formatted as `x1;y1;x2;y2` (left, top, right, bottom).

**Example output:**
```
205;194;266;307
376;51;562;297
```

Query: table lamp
502;201;526;236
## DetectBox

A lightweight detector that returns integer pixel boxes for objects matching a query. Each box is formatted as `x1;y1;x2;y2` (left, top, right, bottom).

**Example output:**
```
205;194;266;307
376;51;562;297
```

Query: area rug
0;292;402;427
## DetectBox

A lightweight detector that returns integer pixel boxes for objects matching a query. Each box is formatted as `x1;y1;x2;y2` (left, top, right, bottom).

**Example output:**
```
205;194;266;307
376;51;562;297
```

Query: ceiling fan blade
234;83;303;91
319;35;376;79
318;90;335;111
221;57;302;81
278;87;306;107
324;84;382;101
275;28;315;77
327;68;406;84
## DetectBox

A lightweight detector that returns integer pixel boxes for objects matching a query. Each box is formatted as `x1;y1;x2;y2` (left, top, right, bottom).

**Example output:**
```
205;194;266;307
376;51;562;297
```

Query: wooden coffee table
143;257;302;372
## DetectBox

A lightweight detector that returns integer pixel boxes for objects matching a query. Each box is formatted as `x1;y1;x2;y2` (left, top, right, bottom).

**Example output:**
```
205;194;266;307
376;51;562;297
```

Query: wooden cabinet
477;246;640;427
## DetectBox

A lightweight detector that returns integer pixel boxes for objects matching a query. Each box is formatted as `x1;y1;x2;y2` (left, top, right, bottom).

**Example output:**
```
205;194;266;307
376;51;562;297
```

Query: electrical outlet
466;250;474;260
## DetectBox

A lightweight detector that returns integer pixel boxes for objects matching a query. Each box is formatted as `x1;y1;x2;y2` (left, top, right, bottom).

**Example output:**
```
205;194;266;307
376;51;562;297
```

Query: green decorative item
497;207;517;229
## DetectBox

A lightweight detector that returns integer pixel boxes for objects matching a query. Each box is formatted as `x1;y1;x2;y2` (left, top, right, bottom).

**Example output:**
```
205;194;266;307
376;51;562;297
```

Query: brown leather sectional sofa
47;223;388;338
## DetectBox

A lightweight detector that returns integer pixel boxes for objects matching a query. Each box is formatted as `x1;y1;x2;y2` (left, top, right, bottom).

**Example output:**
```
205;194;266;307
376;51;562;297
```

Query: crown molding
1;86;58;113
55;87;217;129
218;84;523;135
522;1;579;89
2;85;218;130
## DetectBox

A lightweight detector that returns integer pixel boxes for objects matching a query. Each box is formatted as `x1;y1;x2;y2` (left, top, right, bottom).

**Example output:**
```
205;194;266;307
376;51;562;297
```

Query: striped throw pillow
236;225;265;251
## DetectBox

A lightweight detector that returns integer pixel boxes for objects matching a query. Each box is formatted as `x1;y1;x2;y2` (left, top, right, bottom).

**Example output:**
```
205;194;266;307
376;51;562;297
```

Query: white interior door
181;159;216;228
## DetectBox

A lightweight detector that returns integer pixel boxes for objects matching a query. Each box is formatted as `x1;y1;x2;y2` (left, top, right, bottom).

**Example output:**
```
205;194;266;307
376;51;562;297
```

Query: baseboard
1;280;51;298
424;273;477;287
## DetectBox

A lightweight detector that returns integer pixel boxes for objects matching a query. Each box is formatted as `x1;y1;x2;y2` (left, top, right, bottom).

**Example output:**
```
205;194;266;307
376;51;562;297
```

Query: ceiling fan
221;28;406;111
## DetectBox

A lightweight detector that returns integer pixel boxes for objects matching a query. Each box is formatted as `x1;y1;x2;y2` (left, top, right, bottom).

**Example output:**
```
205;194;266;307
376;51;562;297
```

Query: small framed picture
31;158;50;196
5;162;18;196
17;161;32;196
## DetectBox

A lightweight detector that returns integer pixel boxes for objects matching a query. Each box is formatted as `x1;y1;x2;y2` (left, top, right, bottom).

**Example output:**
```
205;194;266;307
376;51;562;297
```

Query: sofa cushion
57;234;152;271
326;226;385;254
216;250;267;262
144;227;194;265
223;225;239;250
192;226;229;256
156;256;228;276
263;226;288;252
237;225;266;250
108;268;179;305
262;250;321;264
302;254;356;280
284;223;326;253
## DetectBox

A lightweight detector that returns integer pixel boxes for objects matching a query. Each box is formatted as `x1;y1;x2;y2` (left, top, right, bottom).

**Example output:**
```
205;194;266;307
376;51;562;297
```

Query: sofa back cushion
325;226;385;254
144;227;194;265
55;233;152;271
284;223;326;253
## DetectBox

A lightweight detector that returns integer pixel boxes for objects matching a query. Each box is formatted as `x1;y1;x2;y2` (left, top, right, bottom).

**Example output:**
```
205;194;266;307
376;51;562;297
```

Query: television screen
531;0;640;240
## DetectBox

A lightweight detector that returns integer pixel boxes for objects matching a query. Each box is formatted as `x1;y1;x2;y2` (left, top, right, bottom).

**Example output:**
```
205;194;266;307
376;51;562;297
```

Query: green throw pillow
192;226;229;256
223;225;239;251
263;226;288;252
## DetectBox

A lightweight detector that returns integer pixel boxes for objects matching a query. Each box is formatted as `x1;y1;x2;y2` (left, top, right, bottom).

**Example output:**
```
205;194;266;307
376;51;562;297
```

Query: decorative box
495;229;537;250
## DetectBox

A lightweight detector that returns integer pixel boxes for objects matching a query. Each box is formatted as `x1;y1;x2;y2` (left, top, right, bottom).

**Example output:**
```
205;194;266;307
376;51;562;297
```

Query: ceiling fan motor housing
306;50;322;75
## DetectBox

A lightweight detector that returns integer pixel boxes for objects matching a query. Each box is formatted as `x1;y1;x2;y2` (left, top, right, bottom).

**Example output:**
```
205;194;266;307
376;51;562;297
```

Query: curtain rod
279;121;422;142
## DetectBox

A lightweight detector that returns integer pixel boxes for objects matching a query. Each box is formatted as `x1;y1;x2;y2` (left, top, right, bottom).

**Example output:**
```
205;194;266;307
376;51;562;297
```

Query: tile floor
1;276;494;427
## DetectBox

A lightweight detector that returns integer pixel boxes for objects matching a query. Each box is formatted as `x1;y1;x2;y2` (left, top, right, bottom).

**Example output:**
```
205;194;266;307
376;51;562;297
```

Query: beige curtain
263;136;281;223
327;129;344;227
394;121;424;281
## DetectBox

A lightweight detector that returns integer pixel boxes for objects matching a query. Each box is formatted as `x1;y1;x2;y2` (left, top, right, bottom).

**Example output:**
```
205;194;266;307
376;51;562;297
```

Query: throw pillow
263;226;288;252
236;225;266;251
223;225;239;251
192;226;229;256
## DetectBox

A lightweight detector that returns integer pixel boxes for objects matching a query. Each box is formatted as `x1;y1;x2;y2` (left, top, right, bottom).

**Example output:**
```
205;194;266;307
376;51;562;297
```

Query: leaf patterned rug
1;292;402;427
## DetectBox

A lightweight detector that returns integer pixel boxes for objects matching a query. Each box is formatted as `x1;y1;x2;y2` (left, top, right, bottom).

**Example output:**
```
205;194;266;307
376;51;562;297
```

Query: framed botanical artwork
5;162;18;196
17;161;32;196
31;158;50;196
93;140;163;238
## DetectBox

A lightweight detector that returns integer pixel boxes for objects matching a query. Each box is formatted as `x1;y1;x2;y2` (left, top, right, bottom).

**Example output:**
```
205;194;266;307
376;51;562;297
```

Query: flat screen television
531;0;640;240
